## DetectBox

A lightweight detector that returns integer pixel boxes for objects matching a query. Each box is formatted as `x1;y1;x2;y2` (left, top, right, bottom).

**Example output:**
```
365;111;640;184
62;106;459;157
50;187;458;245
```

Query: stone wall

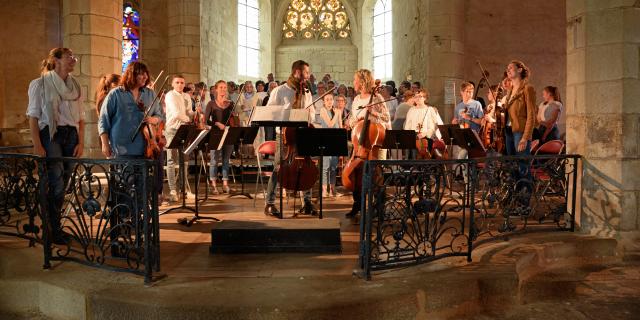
140;0;169;80
167;0;200;83
392;0;429;85
62;0;122;158
566;0;640;236
463;0;567;136
275;43;358;85
0;0;62;146
200;0;238;84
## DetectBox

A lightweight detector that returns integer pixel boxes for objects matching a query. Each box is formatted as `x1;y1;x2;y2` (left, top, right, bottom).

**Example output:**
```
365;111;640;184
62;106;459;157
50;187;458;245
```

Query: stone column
565;0;640;236
62;0;122;158
426;0;465;121
167;0;200;83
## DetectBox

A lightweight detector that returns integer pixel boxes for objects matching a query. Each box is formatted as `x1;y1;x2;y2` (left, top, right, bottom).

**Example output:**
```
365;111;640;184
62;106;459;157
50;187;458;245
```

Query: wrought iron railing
0;153;43;245
39;158;160;284
0;152;160;284
359;154;581;279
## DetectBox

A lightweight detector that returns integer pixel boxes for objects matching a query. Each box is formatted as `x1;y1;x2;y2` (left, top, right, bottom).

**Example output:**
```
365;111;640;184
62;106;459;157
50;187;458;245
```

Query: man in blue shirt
451;82;483;182
452;82;484;133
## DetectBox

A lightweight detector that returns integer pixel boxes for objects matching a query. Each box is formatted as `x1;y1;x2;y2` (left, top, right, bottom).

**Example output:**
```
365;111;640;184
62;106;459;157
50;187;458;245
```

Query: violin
279;79;318;191
130;75;169;159
459;107;471;129
139;100;166;159
476;61;506;153
224;84;245;127
341;79;386;192
415;114;432;160
193;90;206;129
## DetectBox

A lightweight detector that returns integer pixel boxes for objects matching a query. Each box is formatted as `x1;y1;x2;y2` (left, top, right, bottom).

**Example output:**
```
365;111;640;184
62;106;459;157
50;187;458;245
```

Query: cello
278;80;319;191
341;80;386;192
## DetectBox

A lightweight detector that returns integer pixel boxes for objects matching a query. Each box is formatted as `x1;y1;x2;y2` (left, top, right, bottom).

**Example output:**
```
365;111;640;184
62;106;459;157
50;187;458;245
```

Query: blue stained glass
122;4;140;72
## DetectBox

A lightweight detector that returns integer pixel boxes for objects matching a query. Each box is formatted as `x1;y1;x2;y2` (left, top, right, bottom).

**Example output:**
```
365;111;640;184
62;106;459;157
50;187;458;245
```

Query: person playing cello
263;60;317;219
344;69;390;219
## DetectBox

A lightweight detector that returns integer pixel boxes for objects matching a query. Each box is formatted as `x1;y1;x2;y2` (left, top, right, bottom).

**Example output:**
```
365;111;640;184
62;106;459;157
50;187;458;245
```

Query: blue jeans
40;126;78;234
322;156;338;186
210;145;233;181
505;127;531;185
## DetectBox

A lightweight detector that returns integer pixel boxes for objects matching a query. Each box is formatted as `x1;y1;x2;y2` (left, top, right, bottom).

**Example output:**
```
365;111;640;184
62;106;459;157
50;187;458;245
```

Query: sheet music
249;105;311;124
217;127;230;151
183;128;210;155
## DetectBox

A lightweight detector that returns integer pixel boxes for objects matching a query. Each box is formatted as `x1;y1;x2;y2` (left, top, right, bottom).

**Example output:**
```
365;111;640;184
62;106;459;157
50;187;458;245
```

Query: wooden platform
210;218;342;253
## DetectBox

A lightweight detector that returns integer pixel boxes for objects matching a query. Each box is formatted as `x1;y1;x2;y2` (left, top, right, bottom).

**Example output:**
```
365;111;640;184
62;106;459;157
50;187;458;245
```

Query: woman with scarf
26;47;85;244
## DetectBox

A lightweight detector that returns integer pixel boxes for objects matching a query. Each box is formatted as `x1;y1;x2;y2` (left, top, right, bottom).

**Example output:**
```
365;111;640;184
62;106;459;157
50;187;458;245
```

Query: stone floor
0;183;639;319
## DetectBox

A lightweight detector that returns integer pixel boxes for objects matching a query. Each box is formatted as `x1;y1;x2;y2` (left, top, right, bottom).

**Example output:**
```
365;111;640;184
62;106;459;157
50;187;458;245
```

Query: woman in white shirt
534;86;563;144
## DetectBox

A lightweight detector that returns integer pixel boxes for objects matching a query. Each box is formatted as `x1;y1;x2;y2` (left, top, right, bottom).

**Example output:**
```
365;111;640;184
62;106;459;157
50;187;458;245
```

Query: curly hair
354;69;375;93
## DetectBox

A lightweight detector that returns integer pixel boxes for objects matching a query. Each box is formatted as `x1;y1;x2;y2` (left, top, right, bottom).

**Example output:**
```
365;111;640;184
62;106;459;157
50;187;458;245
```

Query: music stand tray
382;130;417;150
297;128;349;219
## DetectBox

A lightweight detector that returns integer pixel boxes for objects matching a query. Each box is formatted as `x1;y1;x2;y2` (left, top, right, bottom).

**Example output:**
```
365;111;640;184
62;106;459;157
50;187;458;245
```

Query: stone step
210;218;342;253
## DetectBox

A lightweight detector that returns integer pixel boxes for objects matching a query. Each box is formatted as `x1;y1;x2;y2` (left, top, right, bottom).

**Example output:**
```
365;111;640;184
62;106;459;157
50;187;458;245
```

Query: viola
341;80;385;192
278;79;318;191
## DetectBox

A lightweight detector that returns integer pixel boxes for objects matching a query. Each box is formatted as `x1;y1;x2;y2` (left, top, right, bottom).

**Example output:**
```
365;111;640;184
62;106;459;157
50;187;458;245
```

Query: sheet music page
183;129;210;155
217;127;230;150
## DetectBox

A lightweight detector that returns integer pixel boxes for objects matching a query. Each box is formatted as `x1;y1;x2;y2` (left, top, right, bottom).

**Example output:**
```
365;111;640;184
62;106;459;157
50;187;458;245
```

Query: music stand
175;127;221;226
297;128;349;219
383;130;417;150
438;124;461;156
198;129;225;201
219;126;259;199
454;128;487;158
251;106;311;218
161;124;201;217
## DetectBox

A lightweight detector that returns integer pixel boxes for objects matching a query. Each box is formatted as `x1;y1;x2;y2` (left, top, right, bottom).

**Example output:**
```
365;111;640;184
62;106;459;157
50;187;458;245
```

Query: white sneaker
168;191;178;202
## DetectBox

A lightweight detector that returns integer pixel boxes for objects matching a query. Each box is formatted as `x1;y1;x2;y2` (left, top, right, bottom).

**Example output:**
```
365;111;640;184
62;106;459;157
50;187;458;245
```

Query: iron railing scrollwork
359;154;581;279
0;152;160;284
40;157;160;284
0;154;44;246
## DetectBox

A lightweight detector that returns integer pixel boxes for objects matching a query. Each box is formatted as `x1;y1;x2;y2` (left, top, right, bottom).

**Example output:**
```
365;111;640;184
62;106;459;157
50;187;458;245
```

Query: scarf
42;71;81;139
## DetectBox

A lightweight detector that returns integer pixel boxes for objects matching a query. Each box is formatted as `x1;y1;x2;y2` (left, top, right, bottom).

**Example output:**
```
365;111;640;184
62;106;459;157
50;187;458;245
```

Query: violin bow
304;86;337;109
130;75;170;142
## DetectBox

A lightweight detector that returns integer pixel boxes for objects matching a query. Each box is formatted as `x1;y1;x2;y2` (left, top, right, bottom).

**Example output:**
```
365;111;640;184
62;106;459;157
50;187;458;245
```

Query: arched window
282;0;351;40
122;3;140;73
373;0;391;79
238;0;260;78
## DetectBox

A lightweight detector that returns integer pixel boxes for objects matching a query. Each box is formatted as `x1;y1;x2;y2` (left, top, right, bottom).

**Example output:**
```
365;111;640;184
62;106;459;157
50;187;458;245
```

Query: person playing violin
345;69;390;219
451;82;483;160
263;60;317;218
163;74;197;202
403;88;443;159
98;61;164;159
204;80;234;195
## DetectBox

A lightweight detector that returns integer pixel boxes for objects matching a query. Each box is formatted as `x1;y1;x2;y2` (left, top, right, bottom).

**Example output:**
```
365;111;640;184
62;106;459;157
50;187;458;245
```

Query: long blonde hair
40;47;73;75
354;69;375;94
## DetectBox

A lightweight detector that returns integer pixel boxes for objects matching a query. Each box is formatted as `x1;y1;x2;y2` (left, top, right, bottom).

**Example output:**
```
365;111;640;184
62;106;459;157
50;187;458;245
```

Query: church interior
0;0;639;319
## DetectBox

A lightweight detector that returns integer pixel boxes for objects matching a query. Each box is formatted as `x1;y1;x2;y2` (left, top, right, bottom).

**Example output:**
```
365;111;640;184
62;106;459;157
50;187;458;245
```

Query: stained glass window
373;0;392;79
238;0;260;77
282;0;351;40
122;3;140;73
